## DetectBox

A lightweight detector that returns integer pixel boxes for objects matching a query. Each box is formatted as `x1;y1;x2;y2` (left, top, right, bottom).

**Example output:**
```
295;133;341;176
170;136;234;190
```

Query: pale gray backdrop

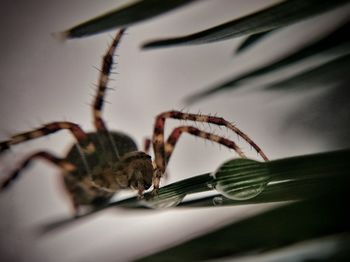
0;1;349;261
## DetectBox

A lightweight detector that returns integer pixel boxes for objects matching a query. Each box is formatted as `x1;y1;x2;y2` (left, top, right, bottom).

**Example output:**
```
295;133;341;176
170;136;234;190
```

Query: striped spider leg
0;29;149;213
151;111;268;189
0;121;94;190
0;28;268;214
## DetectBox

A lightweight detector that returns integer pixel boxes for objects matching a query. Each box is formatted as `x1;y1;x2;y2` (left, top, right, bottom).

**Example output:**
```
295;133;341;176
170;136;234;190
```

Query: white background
0;1;349;261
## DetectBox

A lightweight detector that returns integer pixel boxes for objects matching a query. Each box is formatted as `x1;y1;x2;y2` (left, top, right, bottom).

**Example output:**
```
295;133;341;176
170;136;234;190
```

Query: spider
0;29;268;214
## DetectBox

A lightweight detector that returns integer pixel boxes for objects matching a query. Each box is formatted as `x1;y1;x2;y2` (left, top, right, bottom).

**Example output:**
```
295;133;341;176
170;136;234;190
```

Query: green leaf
235;30;275;53
181;149;350;207
40;173;214;233
142;0;349;49
185;20;350;103
40;149;350;233
135;178;350;261
61;0;200;39
264;52;350;90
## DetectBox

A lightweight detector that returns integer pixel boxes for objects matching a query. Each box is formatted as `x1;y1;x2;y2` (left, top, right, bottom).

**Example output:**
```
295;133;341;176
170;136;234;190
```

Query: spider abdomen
62;131;138;208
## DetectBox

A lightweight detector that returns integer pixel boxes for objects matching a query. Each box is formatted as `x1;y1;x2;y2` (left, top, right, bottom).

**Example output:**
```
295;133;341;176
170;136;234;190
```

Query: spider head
115;151;154;196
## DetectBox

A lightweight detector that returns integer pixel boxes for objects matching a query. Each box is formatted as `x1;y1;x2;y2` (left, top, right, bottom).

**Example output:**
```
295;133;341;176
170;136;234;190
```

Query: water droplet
213;158;269;200
143;195;185;209
215;180;267;200
212;196;224;206
206;182;214;189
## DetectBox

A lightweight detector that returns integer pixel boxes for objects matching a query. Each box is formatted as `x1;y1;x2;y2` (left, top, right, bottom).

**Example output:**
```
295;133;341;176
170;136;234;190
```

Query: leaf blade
40;149;350;233
185;20;350;103
63;0;200;39
235;30;275;53
136;185;350;261
264;52;350;90
142;0;349;49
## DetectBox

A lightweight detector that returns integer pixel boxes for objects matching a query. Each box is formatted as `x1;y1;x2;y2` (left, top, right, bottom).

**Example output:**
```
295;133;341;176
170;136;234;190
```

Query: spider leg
165;126;245;163
152;125;245;189
154;111;268;161
143;136;171;183
0;151;76;191
0;121;95;154
93;29;126;131
143;137;151;154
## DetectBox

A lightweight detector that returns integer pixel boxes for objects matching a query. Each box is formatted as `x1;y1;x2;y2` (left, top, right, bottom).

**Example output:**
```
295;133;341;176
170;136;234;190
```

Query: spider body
0;29;268;214
62;131;153;210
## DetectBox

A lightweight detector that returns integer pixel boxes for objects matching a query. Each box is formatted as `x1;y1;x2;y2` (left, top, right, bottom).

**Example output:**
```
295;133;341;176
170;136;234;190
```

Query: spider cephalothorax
0;29;268;214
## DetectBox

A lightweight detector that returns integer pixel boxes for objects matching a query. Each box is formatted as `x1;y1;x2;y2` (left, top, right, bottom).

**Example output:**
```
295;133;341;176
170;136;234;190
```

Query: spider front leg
151;111;269;190
0;151;76;191
155;111;268;161
0;121;95;154
152;126;245;190
165;126;246;165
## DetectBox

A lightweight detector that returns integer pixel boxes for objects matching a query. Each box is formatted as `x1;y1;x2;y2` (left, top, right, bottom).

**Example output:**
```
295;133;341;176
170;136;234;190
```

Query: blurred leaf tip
63;0;200;39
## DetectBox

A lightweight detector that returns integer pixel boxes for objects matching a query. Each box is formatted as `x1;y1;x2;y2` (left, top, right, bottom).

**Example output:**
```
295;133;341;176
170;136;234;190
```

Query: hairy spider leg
143;137;151;154
93;28;126;131
152;125;245;189
143;136;171;183
0;121;95;154
0;151;76;191
91;29;126;160
165;126;245;163
152;111;268;188
154;111;268;161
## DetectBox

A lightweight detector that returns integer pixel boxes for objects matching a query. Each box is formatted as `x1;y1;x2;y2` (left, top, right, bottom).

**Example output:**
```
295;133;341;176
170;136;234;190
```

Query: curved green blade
235;30;275;53
62;0;200;39
40;149;350;233
135;190;350;261
136;149;350;261
264;52;350;91
142;0;349;49
185;20;350;104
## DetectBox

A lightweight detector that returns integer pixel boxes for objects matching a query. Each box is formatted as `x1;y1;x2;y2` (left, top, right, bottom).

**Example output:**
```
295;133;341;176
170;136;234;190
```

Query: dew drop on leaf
212;196;224;206
212;159;269;200
143;194;185;209
206;182;214;189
